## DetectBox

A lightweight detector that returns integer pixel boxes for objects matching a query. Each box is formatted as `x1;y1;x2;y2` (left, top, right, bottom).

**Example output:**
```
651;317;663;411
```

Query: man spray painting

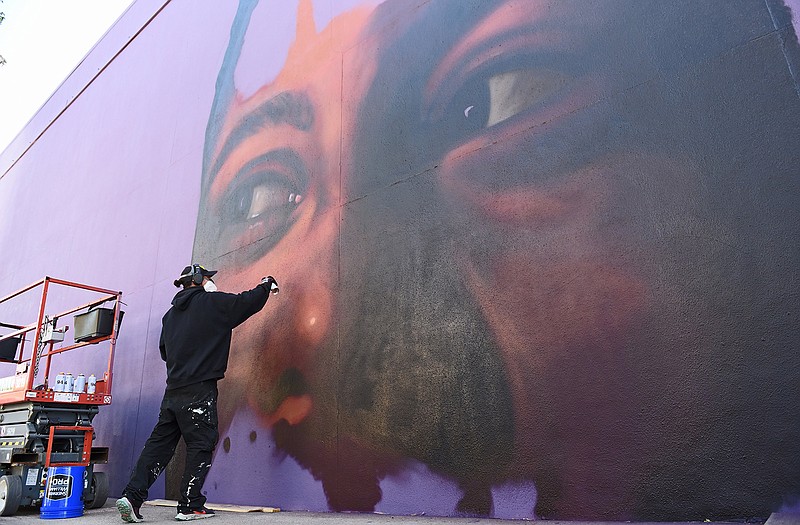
117;265;277;522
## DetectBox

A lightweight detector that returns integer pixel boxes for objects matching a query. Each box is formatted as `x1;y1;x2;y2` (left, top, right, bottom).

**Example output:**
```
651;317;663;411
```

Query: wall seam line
0;0;174;182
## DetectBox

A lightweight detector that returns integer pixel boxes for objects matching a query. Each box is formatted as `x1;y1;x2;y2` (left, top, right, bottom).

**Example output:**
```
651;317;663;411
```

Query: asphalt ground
3;500;793;525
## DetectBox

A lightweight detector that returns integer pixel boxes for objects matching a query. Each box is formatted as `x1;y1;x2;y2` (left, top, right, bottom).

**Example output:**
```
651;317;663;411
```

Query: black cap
174;265;218;288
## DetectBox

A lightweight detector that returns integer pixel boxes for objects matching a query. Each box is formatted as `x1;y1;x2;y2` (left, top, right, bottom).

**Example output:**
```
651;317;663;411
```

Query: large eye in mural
214;149;307;257
433;65;571;144
485;69;569;126
224;171;300;223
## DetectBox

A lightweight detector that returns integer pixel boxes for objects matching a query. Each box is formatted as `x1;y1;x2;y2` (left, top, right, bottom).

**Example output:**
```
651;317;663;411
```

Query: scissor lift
0;277;123;516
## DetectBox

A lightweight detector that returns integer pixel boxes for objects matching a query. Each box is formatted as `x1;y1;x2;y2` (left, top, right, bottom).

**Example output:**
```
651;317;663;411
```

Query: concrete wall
1;0;799;521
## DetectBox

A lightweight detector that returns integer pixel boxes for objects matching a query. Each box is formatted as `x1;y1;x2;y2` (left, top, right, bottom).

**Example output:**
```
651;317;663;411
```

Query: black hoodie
159;283;269;389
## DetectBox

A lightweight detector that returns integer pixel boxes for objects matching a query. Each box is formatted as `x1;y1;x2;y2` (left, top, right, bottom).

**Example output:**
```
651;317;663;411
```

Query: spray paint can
73;374;86;393
87;374;96;394
262;276;279;295
64;373;74;393
55;372;65;392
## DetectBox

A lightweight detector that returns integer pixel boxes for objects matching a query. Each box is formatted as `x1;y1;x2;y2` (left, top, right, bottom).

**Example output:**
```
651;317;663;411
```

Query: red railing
0;277;122;406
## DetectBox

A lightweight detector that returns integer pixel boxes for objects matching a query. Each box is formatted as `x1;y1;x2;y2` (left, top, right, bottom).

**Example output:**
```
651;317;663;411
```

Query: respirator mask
203;280;218;292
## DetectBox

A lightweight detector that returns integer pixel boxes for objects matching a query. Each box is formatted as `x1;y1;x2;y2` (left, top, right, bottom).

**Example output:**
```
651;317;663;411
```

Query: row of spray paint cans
53;372;97;393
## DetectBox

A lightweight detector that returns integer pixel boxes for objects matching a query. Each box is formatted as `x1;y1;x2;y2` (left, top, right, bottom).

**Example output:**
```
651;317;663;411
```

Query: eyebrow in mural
206;92;314;190
190;0;800;521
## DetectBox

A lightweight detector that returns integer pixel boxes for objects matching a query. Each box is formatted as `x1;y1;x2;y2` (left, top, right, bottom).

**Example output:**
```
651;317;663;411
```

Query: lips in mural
250;367;312;427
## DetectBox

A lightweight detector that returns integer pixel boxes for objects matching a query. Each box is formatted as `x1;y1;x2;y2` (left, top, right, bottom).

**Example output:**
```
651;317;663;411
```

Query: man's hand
261;276;279;294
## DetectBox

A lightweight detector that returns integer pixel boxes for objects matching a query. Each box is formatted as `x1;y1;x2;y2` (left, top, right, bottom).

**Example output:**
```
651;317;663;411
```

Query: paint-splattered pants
122;380;219;511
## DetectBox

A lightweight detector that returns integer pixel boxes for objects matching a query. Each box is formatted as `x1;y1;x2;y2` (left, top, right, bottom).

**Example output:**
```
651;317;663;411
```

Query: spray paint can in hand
262;276;279;295
87;374;96;394
73;373;86;393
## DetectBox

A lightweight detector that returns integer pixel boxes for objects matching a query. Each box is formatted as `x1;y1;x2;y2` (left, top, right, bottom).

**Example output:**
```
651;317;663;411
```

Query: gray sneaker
116;496;144;523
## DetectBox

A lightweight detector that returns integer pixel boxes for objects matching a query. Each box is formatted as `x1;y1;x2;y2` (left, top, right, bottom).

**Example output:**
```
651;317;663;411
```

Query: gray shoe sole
175;512;216;520
116;497;144;523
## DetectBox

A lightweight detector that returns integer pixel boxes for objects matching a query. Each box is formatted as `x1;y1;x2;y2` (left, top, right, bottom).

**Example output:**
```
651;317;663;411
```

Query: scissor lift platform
0;277;123;516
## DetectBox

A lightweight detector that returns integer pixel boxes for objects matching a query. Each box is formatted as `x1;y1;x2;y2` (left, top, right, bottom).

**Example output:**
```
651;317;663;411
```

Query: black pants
123;380;219;511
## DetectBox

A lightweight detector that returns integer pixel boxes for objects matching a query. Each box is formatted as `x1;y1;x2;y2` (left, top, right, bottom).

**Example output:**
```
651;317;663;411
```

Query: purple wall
1;0;799;521
0;0;229;503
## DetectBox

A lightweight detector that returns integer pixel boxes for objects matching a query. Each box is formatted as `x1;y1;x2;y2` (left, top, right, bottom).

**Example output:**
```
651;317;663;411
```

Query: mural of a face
192;0;800;520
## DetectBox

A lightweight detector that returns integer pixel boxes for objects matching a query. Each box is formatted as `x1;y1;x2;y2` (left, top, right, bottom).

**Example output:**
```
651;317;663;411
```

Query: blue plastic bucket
40;466;85;519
